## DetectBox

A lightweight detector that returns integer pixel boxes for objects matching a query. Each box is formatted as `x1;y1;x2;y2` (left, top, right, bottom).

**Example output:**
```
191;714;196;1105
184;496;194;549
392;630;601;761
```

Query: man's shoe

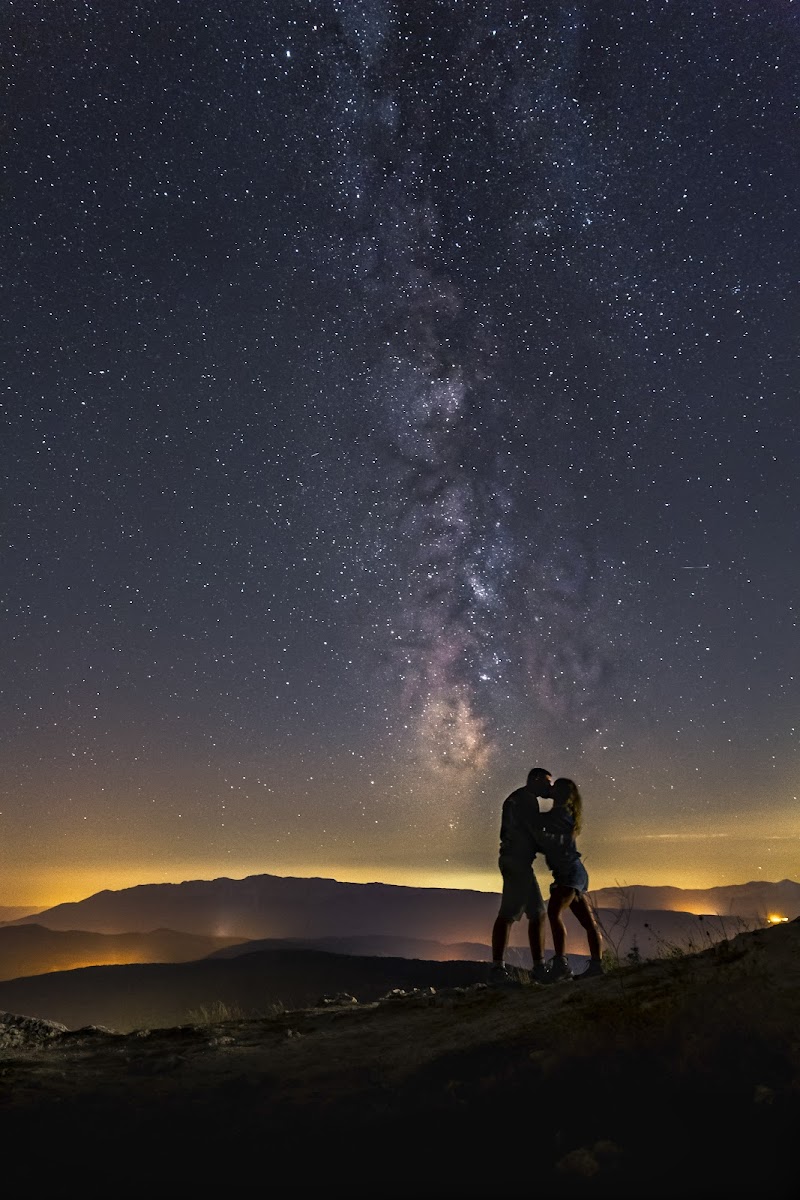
530;961;552;985
548;955;574;981
488;963;523;989
577;959;605;979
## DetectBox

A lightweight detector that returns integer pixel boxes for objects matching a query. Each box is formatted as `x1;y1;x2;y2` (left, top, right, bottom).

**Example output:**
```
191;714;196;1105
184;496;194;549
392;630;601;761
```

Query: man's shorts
497;854;546;920
548;857;589;896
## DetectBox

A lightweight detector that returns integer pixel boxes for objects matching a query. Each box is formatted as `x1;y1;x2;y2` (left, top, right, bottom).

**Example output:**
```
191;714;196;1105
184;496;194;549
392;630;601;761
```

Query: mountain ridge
9;873;798;942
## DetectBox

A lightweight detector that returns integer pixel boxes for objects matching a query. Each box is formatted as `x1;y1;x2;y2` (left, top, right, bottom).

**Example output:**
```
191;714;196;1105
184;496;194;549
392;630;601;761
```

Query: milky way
310;4;637;790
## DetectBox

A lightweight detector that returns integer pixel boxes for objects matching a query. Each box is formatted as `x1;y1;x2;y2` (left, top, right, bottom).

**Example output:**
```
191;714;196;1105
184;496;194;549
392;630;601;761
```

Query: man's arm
498;796;515;853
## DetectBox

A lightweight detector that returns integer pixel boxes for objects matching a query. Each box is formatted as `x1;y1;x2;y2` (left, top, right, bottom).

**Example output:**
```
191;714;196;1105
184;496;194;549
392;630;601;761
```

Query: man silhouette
489;767;553;987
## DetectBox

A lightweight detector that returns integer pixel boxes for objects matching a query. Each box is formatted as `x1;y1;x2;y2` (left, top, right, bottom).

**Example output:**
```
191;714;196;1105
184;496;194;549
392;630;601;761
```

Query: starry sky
2;0;798;908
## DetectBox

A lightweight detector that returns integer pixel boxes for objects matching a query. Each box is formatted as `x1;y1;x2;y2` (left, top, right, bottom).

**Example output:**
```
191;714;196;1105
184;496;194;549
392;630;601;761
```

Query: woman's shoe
549;955;574;981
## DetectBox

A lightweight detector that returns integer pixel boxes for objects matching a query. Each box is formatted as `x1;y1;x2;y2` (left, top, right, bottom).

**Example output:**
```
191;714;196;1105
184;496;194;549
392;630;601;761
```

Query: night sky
3;1;798;908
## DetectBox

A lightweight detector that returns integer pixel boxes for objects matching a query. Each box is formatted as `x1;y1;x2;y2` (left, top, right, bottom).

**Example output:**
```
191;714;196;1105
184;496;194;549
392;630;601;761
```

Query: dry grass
186;999;285;1025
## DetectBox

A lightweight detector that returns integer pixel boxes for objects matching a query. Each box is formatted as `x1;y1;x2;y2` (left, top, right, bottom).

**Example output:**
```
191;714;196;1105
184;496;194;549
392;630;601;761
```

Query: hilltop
2;918;798;1198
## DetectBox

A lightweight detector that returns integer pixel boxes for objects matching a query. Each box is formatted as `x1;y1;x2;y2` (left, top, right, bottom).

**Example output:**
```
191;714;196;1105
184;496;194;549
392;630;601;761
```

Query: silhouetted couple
490;767;603;987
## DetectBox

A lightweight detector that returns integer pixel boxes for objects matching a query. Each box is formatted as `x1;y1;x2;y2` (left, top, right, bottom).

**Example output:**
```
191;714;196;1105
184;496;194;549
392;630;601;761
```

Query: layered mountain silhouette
9;872;797;944
0;901;770;1030
0;924;249;982
1;874;794;1030
205;932;496;962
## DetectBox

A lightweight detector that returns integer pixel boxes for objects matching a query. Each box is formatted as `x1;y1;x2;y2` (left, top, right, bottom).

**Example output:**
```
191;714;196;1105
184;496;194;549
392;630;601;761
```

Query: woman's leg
570;894;602;960
547;885;576;957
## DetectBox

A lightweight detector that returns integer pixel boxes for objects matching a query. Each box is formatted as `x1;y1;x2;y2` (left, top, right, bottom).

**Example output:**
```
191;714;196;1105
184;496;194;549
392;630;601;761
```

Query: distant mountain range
8;873;798;943
589;879;800;918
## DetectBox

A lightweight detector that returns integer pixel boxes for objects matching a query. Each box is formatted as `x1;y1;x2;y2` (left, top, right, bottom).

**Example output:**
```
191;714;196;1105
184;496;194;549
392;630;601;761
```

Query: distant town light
767;914;789;924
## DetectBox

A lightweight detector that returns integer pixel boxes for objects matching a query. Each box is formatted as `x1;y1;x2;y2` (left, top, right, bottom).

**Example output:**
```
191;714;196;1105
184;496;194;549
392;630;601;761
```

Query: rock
379;986;437;1002
0;1011;68;1050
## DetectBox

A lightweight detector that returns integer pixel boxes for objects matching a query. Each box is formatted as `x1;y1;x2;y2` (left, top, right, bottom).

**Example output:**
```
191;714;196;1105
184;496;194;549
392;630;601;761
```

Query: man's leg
491;914;513;965
489;912;524;987
493;856;530;969
527;910;546;965
527;909;552;982
526;868;549;982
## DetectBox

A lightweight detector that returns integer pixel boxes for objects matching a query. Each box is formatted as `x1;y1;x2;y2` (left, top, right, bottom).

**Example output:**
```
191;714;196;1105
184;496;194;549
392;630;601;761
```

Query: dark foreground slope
2;919;798;1200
